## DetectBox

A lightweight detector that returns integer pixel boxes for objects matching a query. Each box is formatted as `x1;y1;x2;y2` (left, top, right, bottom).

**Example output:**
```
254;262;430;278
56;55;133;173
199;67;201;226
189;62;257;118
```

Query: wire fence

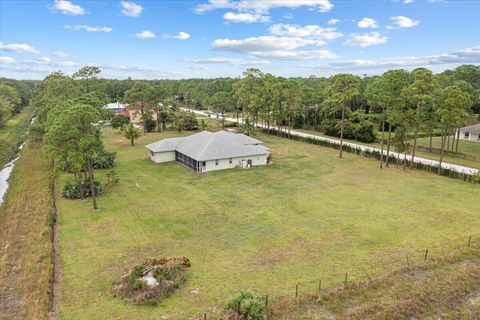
189;234;479;320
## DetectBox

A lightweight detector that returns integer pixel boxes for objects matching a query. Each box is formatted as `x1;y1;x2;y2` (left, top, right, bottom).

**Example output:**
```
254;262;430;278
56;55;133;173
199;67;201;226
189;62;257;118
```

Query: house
145;131;270;172
459;124;480;142
125;102;158;124
103;102;128;113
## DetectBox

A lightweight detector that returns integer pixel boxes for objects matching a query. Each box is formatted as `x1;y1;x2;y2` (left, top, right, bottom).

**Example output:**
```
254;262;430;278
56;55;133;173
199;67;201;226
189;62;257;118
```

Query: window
202;161;206;167
229;158;232;164
464;132;470;138
215;160;219;166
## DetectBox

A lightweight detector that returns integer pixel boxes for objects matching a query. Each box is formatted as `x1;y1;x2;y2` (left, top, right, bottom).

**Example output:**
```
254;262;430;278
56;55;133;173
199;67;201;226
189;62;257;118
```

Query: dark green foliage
144;118;157;132
62;180;105;199
111;114;129;130
226;291;266;320
292;114;304;129
93;151;116;169
355;121;376;143
184;112;198;130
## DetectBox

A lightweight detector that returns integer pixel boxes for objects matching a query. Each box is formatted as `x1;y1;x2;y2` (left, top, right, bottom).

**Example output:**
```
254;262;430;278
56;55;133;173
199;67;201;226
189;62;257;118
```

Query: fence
190;234;479;320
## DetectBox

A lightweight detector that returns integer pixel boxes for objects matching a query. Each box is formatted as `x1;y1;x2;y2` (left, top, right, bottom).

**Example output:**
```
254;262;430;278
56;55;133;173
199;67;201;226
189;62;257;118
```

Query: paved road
183;108;480;176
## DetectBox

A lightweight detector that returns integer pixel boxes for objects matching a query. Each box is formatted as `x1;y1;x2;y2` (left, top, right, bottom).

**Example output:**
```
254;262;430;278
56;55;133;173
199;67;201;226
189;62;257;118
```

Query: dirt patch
0;272;23;319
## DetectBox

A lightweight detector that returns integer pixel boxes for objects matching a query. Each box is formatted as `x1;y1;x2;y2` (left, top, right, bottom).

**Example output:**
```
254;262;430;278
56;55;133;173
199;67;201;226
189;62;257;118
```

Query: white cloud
53;51;69;57
195;0;333;14
190;65;209;70
343;32;388;47
183;57;270;65
300;45;480;72
404;0;414;3
132;30;156;39
0;42;39;54
283;13;293;19
328;18;340;25
38;56;51;63
390;16;420;28
59;61;78;67
212;35;336;59
65;25;112;32
0;56;16;64
163;32;191;40
120;1;143;17
357;17;378;28
50;0;85;15
223;11;270;23
269;24;343;40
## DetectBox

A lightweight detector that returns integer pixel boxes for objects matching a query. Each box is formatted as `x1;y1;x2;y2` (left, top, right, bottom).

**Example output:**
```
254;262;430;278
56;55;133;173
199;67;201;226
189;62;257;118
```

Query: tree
436;85;472;174
111;114;130;130
209;91;233;129
323;74;361;158
365;77;389;168
44;103;103;210
73;66;102;93
124;82;157;133
123;122;141;146
402;69;438;168
382;70;409;167
199;118;207;130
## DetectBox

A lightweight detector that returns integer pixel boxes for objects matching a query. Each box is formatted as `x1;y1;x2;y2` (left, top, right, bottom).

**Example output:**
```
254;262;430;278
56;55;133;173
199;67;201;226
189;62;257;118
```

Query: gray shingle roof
146;131;269;161
460;123;480;134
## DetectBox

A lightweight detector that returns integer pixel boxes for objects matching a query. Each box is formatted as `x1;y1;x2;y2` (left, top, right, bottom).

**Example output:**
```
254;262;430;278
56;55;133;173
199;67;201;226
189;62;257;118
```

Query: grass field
57;128;480;319
0;141;53;320
0;106;34;168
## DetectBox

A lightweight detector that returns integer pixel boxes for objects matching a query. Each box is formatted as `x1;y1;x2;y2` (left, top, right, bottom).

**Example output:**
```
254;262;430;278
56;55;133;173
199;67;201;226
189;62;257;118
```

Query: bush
144;118;157;132
93;151;116;169
62;180;105;199
354;121;376;143
226;291;266;320
113;257;191;305
111;114;130;130
106;170;120;186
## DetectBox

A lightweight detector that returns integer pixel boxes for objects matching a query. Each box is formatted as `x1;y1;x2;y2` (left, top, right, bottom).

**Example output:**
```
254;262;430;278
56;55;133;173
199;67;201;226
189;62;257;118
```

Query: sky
0;0;479;80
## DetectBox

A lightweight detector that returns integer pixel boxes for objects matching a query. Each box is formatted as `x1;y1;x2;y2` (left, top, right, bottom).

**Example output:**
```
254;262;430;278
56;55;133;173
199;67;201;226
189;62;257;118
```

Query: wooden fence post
295;284;299;298
468;235;472;247
265;294;268;308
344;273;348;288
424;249;428;262
317;279;322;297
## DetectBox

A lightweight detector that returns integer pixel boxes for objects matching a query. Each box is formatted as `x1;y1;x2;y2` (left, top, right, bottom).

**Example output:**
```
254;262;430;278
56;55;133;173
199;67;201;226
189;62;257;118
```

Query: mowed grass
57;128;480;319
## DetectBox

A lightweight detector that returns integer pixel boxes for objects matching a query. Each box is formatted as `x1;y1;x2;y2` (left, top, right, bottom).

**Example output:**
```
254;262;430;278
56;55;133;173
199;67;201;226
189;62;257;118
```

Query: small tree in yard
199;118;207;130
111;114;129;130
124;122;140;146
226;291;266;320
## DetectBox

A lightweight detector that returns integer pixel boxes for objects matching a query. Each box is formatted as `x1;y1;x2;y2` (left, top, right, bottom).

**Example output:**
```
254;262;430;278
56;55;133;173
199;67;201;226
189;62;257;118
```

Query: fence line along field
56;127;480;319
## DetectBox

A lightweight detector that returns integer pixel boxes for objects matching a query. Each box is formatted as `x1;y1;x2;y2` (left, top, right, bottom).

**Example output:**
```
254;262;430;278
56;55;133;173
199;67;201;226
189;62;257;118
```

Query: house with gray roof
145;131;270;172
459;124;480;142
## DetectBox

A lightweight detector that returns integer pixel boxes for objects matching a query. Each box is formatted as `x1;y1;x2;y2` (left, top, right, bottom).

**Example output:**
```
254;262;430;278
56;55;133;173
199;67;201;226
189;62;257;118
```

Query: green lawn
57;128;480;319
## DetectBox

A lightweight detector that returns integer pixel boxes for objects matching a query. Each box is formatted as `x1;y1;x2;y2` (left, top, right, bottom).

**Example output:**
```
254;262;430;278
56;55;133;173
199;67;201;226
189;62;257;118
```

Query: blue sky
0;0;479;79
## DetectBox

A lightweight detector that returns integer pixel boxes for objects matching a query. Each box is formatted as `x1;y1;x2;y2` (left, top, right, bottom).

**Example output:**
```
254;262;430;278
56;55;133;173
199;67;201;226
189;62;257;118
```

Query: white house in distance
145;131;270;173
103;102;128;113
459;124;480;142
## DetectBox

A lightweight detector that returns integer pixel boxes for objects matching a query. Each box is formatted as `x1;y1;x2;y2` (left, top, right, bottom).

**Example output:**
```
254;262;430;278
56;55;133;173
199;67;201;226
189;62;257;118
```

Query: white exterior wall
459;131;480;142
150;151;175;163
204;154;268;172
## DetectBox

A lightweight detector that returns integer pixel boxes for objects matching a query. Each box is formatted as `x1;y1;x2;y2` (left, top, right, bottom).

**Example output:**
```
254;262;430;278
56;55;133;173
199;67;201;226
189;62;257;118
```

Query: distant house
103;102;128;113
145;131;270;173
125;102;158;123
459;124;480;142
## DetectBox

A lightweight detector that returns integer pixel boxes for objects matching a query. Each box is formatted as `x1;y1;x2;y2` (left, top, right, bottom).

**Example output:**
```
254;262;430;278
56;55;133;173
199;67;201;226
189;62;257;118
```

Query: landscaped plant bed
112;257;191;305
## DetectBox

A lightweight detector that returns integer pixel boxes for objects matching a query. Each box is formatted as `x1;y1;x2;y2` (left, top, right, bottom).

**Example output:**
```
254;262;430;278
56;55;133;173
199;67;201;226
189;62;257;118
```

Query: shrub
144;118;157;132
113;257;191;305
111;114;130;130
62;180;105;199
93;151;116;169
106;170;120;186
226;291;266;320
354;121;376;143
